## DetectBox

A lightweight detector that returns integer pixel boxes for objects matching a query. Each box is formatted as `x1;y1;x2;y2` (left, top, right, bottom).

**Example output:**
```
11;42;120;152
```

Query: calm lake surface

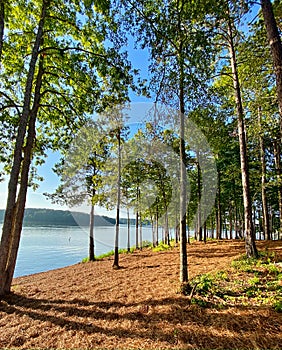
1;225;154;278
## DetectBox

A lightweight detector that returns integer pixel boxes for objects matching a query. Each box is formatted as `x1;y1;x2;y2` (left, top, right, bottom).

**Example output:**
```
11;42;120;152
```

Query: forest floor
0;239;281;349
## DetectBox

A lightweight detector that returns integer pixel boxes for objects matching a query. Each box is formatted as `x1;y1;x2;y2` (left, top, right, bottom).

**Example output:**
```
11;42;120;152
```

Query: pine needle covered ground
0;240;281;349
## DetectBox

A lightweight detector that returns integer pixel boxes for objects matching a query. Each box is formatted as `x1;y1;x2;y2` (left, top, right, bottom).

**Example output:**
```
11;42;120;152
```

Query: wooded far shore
0;208;125;227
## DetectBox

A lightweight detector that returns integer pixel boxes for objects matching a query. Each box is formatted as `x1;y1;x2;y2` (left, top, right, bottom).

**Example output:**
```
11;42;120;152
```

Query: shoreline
12;225;155;278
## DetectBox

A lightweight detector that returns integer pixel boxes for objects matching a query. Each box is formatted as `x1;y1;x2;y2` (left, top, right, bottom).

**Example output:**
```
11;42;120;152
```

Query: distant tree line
0;208;115;227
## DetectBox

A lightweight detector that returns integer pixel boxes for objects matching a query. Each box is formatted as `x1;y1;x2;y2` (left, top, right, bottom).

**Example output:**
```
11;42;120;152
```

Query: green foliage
273;301;282;313
141;240;153;248
0;208;115;227
186;250;282;311
151;241;171;252
120;125;174;225
231;257;257;273
215;270;229;281
231;251;277;272
0;0;134;186
82;249;115;262
248;276;260;286
82;243;161;263
191;298;208;308
45;120;113;208
192;273;216;296
265;264;280;276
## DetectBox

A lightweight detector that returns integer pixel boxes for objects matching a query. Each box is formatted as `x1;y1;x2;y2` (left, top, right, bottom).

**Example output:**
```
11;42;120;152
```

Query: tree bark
258;106;271;240
0;0;4;60
273;140;282;239
261;0;282;142
135;188;139;249
3;116;37;292
89;202;95;261
127;208;130;252
196;154;202;241
113;129;121;269
164;211;169;245
216;190;222;239
229;206;233;240
156;207;159;246
135;212;139;249
2;52;44;293
179;49;188;283
211;215;215;239
139;214;142;250
261;0;282;240
175;209;179;244
227;16;258;258
0;0;49;296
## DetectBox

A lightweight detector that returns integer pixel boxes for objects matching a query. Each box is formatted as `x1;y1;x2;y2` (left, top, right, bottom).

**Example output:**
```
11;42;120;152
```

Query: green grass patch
231;250;277;272
273;300;282;312
187;251;282;312
191;273;216;296
81;240;156;263
82;247;135;263
151;242;171;252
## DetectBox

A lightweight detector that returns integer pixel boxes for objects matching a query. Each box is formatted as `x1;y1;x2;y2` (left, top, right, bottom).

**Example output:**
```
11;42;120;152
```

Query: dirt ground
0;239;281;349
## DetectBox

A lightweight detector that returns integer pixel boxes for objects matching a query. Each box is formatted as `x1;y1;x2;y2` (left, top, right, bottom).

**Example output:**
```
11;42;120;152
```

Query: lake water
7;225;269;278
1;225;154;278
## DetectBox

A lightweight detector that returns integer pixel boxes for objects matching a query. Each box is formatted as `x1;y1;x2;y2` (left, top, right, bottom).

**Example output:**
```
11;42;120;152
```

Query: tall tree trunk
89;202;95;261
0;0;49;296
196;155;202;241
229;206;233;240
179;50;188;284
261;0;282;142
186;206;190;244
235;202;239;238
211;215;215;239
2;53;44;293
273;140;282;238
203;221;207;243
113;129;121;269
269;206;273;233
216;170;222;239
253;206;257;239
175;206;179;244
139;214;142;250
216;193;222;239
164;210;169;245
227;17;258;258
127;207;130;252
0;0;4;60
135;212;139;249
258;106;271;240
156;208;159;246
261;0;282;239
135;187;139;249
258;209;262;240
4;116;36;293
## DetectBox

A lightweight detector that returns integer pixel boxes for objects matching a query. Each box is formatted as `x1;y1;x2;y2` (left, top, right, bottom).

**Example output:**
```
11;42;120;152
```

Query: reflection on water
12;225;153;277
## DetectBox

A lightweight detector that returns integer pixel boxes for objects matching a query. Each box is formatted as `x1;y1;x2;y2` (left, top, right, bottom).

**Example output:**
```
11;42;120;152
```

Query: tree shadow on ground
1;292;281;349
